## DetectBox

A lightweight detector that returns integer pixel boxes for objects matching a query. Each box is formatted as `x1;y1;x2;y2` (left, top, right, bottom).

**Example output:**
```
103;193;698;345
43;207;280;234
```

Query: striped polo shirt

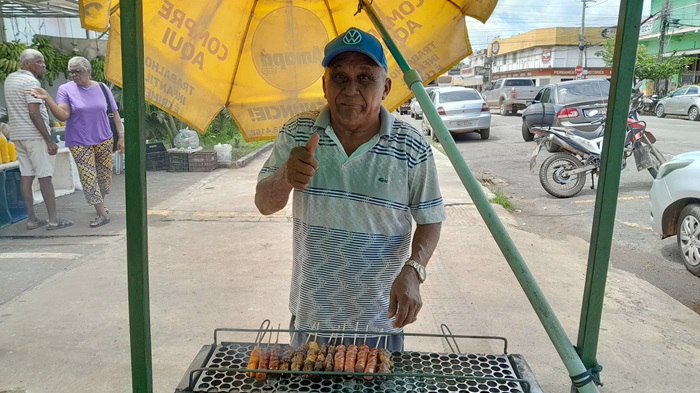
3;70;50;141
258;105;446;336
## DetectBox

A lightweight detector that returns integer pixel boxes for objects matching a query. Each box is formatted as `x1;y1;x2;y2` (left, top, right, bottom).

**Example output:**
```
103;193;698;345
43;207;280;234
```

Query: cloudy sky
465;0;652;50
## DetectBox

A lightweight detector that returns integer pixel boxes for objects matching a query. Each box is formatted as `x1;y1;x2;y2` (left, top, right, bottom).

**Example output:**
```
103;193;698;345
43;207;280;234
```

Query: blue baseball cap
322;27;388;71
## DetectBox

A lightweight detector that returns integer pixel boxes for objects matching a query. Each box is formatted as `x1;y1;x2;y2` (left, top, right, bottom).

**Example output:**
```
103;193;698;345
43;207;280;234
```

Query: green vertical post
361;1;598;392
120;0;153;392
575;0;643;377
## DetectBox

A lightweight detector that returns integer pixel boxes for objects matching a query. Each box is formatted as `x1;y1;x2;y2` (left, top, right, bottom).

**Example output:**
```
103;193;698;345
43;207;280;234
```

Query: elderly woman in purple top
29;56;124;228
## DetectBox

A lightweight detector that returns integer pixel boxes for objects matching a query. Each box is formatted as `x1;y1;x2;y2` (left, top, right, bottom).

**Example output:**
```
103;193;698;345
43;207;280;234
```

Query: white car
409;86;437;119
421;87;491;141
649;151;700;277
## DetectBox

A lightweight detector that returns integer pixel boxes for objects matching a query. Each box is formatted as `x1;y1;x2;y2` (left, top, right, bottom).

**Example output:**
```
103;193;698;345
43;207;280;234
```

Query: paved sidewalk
0;147;699;393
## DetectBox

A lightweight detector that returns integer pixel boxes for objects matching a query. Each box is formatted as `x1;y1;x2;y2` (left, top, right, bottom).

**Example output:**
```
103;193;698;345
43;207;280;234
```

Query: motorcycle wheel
539;152;587;198
646;145;666;178
677;204;700;277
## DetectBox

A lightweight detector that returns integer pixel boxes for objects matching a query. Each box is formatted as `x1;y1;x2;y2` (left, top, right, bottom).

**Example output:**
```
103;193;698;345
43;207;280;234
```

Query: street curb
227;142;273;168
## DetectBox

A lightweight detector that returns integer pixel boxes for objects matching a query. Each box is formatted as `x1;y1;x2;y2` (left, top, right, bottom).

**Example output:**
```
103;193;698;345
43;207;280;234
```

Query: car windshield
504;79;534;86
439;90;482;103
556;81;610;104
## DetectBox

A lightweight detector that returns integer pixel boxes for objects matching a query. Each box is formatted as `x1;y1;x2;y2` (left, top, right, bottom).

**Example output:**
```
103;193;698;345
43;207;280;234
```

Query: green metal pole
360;2;598;392
120;0;153;392
575;0;643;378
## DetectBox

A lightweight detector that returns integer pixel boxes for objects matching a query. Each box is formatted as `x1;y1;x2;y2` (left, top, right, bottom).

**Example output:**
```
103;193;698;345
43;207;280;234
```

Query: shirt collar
314;105;396;137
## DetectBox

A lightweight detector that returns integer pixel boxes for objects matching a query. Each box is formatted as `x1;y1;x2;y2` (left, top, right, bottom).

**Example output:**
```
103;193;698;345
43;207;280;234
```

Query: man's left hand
388;266;422;328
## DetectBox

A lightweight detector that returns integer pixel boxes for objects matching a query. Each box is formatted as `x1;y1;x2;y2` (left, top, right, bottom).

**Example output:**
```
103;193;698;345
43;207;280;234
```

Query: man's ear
382;77;392;99
322;74;327;99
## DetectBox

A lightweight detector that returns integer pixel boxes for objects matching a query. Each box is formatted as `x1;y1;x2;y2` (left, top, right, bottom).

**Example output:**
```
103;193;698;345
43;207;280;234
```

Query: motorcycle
642;94;659;115
529;94;666;198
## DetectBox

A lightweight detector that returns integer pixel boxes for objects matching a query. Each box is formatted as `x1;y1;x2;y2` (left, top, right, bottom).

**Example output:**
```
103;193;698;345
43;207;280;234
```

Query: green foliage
596;37;694;94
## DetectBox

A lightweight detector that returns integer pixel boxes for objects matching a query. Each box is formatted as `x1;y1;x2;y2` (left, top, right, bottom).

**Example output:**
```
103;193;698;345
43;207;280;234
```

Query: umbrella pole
360;1;599;392
120;0;154;392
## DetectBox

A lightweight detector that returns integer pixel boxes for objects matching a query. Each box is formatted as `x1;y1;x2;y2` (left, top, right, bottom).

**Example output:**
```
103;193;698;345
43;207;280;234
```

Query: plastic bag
173;128;200;149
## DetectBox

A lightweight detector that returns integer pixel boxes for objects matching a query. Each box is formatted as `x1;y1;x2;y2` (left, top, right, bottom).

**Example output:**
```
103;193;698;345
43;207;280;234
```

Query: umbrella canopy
81;0;497;140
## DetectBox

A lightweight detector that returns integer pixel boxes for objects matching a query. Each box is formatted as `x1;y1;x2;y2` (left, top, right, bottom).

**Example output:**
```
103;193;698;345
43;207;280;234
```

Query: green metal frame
116;1;642;392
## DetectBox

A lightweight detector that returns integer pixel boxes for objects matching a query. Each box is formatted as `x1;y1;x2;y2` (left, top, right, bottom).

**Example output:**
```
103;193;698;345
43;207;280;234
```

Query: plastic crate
5;167;28;223
146;151;168;171
189;151;217;172
146;142;167;154
168;152;190;172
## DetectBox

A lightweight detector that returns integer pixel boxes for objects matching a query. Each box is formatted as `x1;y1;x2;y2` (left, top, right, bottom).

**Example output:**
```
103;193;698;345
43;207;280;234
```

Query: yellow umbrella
80;0;497;141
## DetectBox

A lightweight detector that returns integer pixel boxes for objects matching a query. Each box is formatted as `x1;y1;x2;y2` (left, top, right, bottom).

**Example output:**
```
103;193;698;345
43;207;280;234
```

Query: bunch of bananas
91;56;106;82
0;41;27;81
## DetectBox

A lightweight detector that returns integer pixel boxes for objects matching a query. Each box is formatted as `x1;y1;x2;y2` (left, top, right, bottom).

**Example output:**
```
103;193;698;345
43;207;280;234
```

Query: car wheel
677;204;700;277
522;121;534;141
545;140;561;153
480;128;490;140
688;106;700;121
511;108;519;116
499;101;509;116
430;128;439;142
410;111;415;118
655;104;666;118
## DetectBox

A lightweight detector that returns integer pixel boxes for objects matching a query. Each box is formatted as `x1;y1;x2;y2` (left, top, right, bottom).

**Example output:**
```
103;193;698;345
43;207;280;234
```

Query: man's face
25;55;46;78
323;51;391;133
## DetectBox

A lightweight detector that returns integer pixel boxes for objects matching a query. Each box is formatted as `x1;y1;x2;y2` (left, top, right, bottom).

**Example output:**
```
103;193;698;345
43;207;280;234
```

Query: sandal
46;218;73;231
89;215;110;228
26;218;49;230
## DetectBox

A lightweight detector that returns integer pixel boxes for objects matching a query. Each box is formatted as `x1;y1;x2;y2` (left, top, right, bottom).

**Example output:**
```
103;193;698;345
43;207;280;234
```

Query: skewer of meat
343;322;359;373
377;332;394;376
303;323;321;377
314;343;328;372
246;329;265;378
354;325;370;373
267;324;282;378
324;332;337;371
255;328;273;381
363;331;381;380
278;331;296;372
333;325;346;372
291;329;312;372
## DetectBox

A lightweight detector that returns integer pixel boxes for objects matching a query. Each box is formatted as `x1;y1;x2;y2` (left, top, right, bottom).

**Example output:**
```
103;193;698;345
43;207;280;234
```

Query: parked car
649;151;700;277
420;86;491;141
398;100;411;115
409;86;437;119
521;79;610;151
482;77;539;116
655;85;700;121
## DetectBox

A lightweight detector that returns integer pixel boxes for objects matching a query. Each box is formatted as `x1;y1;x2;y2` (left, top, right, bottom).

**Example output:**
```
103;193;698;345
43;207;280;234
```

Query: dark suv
521;79;610;148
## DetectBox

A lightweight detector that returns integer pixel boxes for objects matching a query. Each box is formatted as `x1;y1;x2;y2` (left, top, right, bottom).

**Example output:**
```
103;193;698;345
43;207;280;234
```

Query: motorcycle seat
566;124;605;140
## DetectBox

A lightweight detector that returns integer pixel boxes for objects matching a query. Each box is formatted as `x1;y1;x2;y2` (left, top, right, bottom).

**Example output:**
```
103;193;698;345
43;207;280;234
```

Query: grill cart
175;325;543;393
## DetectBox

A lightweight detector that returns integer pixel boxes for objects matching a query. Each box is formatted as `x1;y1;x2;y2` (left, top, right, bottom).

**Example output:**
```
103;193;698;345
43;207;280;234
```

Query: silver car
409;86;437;119
421;87;491;141
649;151;700;277
655;85;700;121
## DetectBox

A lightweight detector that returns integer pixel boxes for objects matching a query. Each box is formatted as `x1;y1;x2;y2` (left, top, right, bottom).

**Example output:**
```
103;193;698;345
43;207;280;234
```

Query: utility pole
578;0;595;79
658;0;670;62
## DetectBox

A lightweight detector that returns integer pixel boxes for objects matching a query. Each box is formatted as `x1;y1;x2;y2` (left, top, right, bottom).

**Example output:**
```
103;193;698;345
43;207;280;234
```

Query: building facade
638;0;700;88
482;27;611;87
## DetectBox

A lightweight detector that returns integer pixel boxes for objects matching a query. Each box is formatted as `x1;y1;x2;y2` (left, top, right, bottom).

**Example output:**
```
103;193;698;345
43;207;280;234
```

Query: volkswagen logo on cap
343;29;363;45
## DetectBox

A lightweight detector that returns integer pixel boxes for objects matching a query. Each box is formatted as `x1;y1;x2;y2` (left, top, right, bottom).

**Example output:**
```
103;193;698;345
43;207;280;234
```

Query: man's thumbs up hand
285;133;320;190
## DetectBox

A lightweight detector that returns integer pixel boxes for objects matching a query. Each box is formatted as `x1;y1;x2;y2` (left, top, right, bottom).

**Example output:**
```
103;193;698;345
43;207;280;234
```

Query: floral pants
69;138;113;205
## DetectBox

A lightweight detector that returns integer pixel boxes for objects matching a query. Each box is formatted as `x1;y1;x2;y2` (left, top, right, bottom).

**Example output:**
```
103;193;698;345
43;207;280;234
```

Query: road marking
0;252;83;260
574;195;649;204
620;221;653;231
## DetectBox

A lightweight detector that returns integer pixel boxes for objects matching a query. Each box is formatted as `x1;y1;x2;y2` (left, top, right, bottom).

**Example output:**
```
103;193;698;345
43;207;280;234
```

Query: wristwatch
404;259;426;283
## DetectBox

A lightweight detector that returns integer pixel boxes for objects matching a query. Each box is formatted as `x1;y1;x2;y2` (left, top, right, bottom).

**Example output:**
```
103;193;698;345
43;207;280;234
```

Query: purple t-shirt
56;82;119;147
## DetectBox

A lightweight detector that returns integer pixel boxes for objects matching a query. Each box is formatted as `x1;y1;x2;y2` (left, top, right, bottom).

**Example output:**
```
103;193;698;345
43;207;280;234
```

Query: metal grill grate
191;342;527;393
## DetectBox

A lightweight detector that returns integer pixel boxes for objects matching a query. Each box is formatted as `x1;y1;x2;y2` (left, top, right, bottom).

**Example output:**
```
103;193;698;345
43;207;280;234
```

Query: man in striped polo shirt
4;49;72;230
256;28;445;351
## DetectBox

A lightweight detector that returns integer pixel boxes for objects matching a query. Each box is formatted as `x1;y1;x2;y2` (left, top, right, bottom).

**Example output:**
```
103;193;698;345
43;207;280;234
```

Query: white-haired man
4;49;72;230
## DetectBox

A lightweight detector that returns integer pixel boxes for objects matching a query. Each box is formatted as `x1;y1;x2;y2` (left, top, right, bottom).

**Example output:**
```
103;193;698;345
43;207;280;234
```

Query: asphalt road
398;110;700;314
